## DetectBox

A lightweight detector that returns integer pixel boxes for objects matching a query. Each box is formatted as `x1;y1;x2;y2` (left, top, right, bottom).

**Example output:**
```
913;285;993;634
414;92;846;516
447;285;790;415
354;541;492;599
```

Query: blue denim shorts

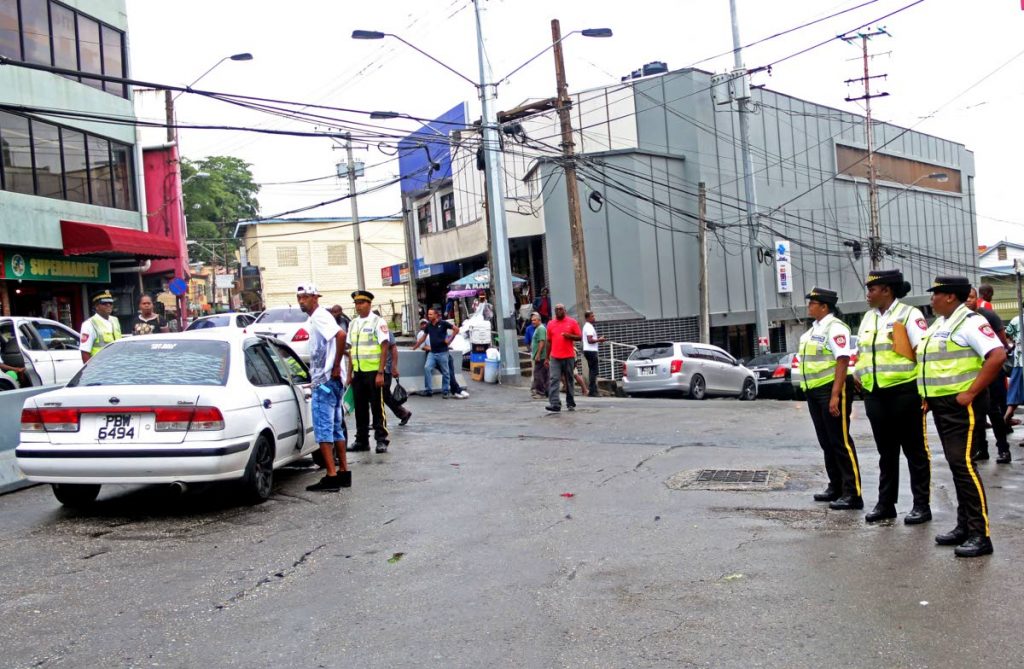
1008;367;1024;406
312;378;346;443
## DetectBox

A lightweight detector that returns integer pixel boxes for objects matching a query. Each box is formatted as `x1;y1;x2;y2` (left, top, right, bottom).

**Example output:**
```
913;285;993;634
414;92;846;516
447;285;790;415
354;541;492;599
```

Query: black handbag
392;380;409;405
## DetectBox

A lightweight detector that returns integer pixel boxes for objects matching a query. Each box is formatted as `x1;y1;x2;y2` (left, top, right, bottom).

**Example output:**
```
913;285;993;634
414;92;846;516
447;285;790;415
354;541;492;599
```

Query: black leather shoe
545;405;561;412
974;450;990;461
400;411;412;426
954;535;994;558
813;487;840;502
997;449;1012;464
337;471;352;488
935;526;968;546
346;443;370;452
865;504;897;522
306;475;342;492
829;495;864;510
375;441;389;454
904;505;932;525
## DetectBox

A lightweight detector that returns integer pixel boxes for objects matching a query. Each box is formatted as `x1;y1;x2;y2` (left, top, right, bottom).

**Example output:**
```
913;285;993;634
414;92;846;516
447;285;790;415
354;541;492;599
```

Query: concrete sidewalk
1;383;1021;668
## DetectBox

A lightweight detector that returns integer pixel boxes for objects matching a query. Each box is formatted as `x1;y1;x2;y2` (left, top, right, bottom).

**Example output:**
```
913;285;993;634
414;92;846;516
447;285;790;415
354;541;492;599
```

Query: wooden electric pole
551;18;591;316
698;182;710;344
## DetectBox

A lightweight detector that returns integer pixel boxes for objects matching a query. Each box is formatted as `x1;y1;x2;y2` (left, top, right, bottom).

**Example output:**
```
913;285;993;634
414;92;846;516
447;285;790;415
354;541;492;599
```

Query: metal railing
604;340;637;382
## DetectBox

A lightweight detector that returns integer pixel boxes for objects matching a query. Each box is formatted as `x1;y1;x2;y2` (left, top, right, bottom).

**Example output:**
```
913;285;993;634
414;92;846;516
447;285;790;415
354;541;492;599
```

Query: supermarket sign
1;250;110;283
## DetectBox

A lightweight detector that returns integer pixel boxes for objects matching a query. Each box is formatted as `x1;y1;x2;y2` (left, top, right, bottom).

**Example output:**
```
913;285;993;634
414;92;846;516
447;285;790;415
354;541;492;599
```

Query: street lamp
168;52;253;141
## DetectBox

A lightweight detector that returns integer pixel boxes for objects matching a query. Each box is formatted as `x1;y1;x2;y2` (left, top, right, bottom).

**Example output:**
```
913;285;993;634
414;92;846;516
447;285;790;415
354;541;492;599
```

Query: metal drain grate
696;469;770;484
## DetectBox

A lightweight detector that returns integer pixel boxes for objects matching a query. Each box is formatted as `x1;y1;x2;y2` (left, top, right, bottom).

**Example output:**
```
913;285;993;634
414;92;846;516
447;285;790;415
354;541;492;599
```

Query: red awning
60;220;179;259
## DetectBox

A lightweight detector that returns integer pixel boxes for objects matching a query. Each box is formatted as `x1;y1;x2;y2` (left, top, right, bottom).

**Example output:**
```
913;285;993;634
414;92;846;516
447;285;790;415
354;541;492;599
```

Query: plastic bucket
484;359;499;383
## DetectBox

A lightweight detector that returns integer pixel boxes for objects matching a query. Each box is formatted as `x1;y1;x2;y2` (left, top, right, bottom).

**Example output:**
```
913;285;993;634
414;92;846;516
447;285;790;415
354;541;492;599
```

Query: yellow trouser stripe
965;404;990;536
922;410;931;461
840;385;861;496
379;387;389;437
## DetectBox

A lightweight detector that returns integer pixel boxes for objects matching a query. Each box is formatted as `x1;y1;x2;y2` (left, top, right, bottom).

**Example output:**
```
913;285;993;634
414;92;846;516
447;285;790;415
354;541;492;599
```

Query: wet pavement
1;384;1023;668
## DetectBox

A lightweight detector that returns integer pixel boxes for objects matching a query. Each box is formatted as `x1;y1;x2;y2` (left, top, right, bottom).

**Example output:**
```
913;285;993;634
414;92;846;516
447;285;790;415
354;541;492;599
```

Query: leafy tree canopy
182;156;260;248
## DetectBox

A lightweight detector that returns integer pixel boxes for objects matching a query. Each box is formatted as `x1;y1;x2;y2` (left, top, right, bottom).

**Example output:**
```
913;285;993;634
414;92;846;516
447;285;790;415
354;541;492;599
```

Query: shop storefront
0;249;110;327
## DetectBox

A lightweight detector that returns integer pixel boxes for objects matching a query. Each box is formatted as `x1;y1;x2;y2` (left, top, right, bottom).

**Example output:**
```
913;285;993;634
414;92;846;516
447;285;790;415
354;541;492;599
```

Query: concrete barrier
392;349;465;393
0;386;59;494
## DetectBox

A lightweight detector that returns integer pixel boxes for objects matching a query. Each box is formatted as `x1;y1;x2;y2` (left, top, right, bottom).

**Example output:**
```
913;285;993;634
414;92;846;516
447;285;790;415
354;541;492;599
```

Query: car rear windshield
629;343;675;360
69;340;230;386
186;315;231;330
255;308;307;324
746;353;786;367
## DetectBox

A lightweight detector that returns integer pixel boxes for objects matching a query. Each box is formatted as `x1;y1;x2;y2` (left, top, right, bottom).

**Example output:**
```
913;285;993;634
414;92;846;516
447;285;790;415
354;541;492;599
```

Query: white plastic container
484;359;499;383
485;347;499;361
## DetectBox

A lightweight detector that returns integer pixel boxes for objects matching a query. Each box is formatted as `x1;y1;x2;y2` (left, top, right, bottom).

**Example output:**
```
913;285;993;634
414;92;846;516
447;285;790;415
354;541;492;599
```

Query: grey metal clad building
532;67;975;358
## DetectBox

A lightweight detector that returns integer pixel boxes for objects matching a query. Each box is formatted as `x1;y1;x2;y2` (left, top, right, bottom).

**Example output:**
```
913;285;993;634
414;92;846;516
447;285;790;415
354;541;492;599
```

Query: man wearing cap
793;288;862;510
918;276;1006;557
347;290;391;453
80;290;122;363
854;269;932;525
296;283;351;492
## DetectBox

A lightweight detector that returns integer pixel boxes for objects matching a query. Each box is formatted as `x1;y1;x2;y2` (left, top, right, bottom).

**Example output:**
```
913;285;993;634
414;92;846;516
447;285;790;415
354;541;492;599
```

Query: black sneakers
400;411;412;426
376;441;389;454
305;471;351;492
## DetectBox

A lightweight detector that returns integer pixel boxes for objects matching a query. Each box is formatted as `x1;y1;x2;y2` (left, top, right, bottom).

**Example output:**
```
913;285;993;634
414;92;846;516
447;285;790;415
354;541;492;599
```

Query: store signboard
381;266;394;287
1;250;109;283
774;239;793;294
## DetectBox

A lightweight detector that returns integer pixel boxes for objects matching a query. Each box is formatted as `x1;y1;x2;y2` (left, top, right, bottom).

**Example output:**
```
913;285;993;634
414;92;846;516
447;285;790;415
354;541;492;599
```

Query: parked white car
248;307;311;362
16;329;318;507
622;342;758;400
185;312;257;331
0;316;84;389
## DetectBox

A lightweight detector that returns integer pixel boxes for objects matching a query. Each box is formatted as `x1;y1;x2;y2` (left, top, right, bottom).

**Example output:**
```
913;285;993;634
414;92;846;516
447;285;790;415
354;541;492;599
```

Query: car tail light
622;363;628;378
772;365;788;378
670;359;683;374
292;328;309;342
22;407;80;432
790;354;799;369
153;406;225;432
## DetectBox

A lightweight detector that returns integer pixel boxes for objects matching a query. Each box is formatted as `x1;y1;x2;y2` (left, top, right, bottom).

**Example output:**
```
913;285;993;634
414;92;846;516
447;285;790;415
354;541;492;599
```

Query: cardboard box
470;362;485;382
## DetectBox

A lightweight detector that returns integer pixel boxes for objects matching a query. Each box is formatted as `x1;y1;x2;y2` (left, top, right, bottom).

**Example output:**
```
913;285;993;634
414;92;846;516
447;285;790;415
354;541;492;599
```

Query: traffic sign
169;278;188;296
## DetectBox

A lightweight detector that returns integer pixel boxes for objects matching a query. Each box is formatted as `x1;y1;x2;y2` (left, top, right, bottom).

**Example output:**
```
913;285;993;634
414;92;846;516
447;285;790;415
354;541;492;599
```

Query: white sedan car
16;329;318;507
0;316;84;389
248;307;311;362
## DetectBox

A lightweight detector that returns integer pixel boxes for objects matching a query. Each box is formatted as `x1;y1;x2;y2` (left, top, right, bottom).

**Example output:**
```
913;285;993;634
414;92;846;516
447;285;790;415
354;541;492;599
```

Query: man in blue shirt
420;308;459;398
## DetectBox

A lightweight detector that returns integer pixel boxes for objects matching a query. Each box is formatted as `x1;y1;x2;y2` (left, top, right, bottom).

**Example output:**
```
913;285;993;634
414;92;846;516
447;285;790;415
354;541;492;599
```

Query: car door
690;346;721;392
713;348;745;394
30;320;83;384
263;340;314;454
243;341;302;458
16;322;56;384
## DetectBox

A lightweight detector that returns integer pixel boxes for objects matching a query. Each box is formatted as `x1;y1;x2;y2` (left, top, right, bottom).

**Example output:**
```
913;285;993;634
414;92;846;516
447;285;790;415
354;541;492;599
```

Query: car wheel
740;378;757;401
240;435;275;505
689;375;707;400
51;483;101;508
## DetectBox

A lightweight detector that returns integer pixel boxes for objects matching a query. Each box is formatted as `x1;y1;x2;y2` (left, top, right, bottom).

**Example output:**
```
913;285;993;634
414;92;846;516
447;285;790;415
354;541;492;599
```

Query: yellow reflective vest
855;301;918;392
793;315;851;391
88;314;121;356
350;314;383;373
917;306;985;398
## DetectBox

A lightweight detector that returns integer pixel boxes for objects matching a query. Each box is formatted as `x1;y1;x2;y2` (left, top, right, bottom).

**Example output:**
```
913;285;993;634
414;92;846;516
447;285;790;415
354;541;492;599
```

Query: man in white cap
80;290;122;363
296;283;351;491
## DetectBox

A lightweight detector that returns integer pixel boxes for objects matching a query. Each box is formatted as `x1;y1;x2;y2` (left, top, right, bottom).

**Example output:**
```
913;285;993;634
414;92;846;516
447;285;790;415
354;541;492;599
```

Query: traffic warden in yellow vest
919;276;1005;558
79;290;122;363
794;288;862;509
854;269;932;525
346;290;392;454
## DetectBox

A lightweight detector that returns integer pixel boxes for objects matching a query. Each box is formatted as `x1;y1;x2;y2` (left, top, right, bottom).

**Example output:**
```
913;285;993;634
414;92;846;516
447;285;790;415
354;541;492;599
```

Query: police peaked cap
927;276;971;293
805;287;838;305
865;269;904;287
92;290;114;303
351;290;375;302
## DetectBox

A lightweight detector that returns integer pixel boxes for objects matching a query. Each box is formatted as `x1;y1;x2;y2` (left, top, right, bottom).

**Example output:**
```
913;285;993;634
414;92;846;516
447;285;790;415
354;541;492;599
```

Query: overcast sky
126;0;1024;246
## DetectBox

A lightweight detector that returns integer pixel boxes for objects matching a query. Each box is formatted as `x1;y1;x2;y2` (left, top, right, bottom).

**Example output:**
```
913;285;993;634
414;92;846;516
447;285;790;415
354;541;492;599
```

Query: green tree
182;156;260;245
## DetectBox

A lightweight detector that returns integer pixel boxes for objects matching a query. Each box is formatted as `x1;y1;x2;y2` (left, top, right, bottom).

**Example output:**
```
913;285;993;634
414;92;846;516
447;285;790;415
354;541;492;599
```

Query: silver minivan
622;342;758;400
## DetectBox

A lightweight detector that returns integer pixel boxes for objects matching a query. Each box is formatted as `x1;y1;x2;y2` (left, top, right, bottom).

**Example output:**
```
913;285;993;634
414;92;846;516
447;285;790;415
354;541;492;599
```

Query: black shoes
567;405;576;412
904;505;932;525
813;487;840;502
828;496;864;510
545;405;561;412
347;443;370;452
375;441;389;454
306;471;351;492
935;526;968;546
997;449;1012;464
954;535;994;558
974;449;990;461
865;504;897;523
400;411;412;426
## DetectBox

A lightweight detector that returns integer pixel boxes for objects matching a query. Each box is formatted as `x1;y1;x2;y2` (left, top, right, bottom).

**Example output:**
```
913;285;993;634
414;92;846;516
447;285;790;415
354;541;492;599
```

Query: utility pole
698;182;710;344
842;29;889;269
473;0;521;381
344;133;367;291
164;90;175;142
402;194;420;330
551;18;591;316
729;0;770;354
1016;258;1024;356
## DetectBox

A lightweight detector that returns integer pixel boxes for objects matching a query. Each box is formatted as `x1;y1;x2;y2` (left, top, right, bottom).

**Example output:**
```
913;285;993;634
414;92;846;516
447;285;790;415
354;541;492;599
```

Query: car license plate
639;366;657;377
97;413;137;441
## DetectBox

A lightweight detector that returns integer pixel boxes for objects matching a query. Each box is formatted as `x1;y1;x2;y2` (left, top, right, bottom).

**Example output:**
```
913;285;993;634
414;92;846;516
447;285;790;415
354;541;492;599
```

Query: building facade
0;0;176;329
236;216;407;323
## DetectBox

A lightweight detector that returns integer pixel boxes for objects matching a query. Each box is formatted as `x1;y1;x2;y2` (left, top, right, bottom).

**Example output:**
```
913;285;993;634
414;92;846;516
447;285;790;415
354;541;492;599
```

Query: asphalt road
2;384;1022;668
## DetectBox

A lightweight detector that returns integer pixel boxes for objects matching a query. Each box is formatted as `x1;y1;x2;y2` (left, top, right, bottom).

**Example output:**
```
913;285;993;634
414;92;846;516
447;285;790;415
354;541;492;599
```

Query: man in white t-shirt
581;310;606;397
296;283;350;492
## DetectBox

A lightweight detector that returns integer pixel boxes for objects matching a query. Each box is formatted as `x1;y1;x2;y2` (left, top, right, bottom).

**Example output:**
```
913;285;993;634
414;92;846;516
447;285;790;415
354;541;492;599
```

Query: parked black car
744;351;802;400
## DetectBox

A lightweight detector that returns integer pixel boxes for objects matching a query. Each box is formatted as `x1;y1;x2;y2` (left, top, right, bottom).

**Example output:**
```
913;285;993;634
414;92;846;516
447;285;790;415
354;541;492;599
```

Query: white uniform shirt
307;306;342;385
582;322;600;352
79;315;117;353
868;298;929;349
802;313;853;360
929;304;1002;359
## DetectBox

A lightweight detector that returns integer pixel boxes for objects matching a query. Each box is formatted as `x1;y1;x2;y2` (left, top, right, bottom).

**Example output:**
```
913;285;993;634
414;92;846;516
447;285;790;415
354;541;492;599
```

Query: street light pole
343;133;366;291
166;53;253;143
473;0;520;381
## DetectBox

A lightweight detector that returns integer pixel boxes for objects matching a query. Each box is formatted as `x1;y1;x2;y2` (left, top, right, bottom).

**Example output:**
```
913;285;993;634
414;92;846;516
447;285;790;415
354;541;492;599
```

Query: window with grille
440;192;456;230
417;201;432;235
276;246;298;267
998;246;1008;261
327;244;348;266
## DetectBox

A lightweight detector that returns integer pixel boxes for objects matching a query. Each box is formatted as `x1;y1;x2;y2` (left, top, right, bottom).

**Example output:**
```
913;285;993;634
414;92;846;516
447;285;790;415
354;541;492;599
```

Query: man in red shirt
545;303;582;412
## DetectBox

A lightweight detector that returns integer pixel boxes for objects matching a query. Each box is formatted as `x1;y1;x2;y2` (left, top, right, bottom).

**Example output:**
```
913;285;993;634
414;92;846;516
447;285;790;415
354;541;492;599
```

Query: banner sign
774;239;793;294
1;250;109;283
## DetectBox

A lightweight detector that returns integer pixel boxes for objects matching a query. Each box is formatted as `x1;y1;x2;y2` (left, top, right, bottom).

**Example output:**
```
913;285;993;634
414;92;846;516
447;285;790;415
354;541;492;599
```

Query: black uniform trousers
382;373;410;420
983;369;1009;454
863;380;931;507
805;380;861;498
352;370;389;446
929;393;991;538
